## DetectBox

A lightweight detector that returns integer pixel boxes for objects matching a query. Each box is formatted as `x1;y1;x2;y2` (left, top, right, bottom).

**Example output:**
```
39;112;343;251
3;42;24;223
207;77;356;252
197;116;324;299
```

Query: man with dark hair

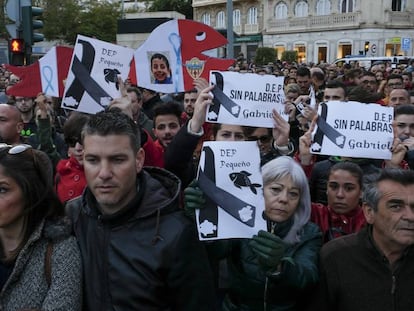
323;80;347;101
394;104;414;169
66;110;215;310
181;88;198;122
153;101;182;151
296;66;312;95
310;169;414;311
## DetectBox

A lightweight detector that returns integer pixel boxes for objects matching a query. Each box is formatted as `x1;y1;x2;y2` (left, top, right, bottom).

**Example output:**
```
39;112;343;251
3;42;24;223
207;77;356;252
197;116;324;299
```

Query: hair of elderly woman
0;146;64;258
261;156;311;244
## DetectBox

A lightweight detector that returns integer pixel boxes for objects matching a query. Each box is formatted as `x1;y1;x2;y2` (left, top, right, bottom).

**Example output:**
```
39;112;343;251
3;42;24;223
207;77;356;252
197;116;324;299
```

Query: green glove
183;180;206;218
249;230;286;272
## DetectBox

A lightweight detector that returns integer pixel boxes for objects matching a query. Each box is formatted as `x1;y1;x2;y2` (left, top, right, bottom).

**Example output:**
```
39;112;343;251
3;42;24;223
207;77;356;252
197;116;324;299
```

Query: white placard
311;101;394;159
207;71;287;128
196;141;266;240
62;35;134;114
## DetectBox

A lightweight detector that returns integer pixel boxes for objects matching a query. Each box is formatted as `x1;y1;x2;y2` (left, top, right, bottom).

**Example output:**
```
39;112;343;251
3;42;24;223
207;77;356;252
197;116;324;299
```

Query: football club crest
185;57;205;79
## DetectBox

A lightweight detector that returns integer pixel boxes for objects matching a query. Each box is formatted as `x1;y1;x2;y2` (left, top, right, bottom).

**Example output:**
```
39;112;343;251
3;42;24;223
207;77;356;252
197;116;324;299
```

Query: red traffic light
10;39;24;53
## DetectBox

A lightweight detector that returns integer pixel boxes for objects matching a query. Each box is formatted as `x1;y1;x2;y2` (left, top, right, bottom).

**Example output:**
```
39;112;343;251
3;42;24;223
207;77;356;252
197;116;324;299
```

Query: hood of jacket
78;166;181;223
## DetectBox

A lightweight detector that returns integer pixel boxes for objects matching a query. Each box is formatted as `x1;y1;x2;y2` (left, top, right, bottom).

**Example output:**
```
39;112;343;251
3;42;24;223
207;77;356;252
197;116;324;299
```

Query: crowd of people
0;53;413;311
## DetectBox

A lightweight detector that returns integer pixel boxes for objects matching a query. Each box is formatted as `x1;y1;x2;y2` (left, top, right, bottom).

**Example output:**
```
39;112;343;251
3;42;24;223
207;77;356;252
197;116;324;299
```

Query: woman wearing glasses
0;144;82;310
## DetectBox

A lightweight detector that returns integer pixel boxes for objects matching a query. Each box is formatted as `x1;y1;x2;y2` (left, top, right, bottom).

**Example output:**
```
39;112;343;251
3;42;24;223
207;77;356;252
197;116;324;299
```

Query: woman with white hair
185;156;322;310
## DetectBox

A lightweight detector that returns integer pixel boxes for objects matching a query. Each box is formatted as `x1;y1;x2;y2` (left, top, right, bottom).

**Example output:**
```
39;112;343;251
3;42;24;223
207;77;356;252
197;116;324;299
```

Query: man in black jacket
66;110;215;310
309;169;414;311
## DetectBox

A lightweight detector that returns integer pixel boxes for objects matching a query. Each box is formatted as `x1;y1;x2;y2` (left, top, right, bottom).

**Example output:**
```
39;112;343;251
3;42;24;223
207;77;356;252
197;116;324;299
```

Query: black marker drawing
229;171;261;195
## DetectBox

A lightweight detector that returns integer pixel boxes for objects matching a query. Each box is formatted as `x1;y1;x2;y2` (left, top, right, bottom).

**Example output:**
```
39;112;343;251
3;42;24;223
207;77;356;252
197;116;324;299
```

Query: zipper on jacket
391;274;396;311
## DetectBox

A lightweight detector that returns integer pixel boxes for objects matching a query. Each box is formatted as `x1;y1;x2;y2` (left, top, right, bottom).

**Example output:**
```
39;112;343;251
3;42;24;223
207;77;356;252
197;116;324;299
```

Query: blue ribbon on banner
168;33;182;93
42;65;54;93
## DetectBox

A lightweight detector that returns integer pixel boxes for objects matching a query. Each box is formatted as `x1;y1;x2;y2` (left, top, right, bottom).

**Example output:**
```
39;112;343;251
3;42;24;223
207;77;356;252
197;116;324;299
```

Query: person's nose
278;189;289;203
336;187;345;198
98;161;112;180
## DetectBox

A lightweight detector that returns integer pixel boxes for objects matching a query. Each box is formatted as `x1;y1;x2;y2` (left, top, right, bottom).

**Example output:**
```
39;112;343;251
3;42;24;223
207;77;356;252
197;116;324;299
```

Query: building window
202;13;211;26
233;9;241;26
295;1;308;17
340;0;354;13
316;0;331;15
247;7;257;24
392;0;406;11
275;2;288;19
216;11;225;28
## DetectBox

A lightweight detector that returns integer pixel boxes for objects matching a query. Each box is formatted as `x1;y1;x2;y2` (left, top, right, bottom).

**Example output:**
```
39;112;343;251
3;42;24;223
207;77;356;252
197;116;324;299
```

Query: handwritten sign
62;35;134;114
196;141;266;240
311;101;394;159
207;71;287;127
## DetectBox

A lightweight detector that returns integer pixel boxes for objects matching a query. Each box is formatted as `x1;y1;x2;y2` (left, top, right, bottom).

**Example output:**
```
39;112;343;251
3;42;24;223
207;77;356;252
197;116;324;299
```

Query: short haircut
363;169;414;211
328;161;363;189
82;110;141;152
394;104;414;117
387;74;403;83
261;156;311;244
63;112;90;141
153;101;182;125
361;71;377;79
185;88;198;95
285;83;301;94
297;66;311;78
325;80;347;96
402;72;412;80
151;53;170;69
127;86;142;101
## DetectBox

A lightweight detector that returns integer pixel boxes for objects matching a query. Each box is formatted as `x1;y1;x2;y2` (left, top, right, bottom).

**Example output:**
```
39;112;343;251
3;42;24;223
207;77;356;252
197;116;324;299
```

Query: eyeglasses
0;143;32;154
247;135;272;144
65;136;81;148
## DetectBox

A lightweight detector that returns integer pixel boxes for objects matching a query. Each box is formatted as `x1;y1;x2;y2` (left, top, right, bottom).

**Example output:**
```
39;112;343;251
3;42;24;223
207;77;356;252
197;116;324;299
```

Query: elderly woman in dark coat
185;156;322;310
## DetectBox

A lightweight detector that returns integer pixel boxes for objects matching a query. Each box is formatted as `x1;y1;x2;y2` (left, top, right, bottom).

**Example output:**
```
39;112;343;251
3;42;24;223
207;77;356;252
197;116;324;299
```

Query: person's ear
135;148;145;173
362;202;375;224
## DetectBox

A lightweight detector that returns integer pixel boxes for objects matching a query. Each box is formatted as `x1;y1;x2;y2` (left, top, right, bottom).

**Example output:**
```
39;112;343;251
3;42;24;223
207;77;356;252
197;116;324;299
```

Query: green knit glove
183;180;206;218
249;230;286;272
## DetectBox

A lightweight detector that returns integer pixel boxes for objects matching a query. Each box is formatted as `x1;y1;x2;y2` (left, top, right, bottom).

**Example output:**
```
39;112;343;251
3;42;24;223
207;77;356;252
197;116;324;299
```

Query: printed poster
196;141;266;240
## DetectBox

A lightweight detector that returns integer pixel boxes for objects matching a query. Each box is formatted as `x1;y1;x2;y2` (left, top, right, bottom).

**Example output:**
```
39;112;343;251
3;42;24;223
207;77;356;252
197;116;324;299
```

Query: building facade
192;0;414;64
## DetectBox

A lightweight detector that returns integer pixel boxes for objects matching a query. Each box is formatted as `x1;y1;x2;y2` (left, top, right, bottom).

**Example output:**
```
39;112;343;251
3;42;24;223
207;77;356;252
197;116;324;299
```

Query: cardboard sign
62;35;134;114
207;71;287;128
196;141;266;240
311;101;394;159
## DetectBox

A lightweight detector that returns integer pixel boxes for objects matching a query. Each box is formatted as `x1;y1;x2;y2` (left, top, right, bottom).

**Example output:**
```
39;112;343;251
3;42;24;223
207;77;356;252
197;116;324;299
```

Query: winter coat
222;222;322;311
66;167;216;310
310;226;414;310
55;156;86;203
0;218;82;311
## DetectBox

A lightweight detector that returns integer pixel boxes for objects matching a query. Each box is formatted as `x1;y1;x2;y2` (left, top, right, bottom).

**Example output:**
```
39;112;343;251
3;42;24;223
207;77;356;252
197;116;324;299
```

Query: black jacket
66;167;216;310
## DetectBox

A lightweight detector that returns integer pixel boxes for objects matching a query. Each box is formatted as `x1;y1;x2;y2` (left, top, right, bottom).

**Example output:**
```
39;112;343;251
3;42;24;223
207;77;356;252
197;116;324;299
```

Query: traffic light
364;41;370;54
10;39;24;54
21;4;44;46
10;39;25;66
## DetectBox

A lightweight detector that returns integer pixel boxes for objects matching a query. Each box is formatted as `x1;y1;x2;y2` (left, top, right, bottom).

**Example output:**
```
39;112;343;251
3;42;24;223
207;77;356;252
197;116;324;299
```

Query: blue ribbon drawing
168;33;182;93
42;65;54;93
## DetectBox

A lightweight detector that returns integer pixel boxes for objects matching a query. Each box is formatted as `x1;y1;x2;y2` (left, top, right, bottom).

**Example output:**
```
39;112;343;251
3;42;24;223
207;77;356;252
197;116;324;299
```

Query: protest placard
311;101;394;159
207;71;287;127
196;141;266;240
62;35;134;114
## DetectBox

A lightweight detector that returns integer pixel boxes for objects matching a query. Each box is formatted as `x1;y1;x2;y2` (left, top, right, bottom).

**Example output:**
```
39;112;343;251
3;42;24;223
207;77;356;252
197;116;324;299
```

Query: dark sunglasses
247;135;272;144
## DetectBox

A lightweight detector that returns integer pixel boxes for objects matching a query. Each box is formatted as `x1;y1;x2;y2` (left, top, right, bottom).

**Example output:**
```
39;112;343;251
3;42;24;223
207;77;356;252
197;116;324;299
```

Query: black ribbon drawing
64;39;112;109
312;102;346;151
207;72;241;121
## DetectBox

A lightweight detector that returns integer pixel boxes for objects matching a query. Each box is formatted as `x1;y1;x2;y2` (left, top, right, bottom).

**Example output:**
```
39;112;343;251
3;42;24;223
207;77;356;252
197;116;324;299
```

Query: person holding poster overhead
184;156;322;310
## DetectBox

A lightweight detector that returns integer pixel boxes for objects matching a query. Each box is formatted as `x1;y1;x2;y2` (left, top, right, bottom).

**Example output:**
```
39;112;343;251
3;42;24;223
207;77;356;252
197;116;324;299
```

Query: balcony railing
384;10;414;26
266;12;361;33
244;24;259;34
